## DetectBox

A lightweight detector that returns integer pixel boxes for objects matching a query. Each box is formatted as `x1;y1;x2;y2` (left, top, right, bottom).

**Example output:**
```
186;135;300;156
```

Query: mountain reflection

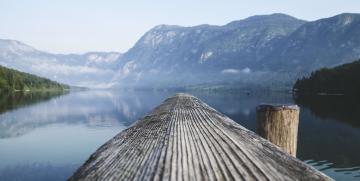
0;91;67;114
0;90;172;138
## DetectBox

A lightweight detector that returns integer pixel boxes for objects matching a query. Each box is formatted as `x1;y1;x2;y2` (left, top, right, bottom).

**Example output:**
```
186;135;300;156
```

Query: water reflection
0;91;124;138
0;91;173;138
0;163;78;181
294;94;360;128
0;91;67;115
0;90;179;181
293;94;360;179
0;90;359;180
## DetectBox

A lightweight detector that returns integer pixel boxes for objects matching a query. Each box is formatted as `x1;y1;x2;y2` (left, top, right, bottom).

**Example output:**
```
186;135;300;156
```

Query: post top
257;104;299;111
174;93;193;97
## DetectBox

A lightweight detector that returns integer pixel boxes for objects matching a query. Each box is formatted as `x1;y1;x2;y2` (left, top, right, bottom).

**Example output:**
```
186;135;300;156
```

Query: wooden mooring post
69;93;331;181
256;104;300;157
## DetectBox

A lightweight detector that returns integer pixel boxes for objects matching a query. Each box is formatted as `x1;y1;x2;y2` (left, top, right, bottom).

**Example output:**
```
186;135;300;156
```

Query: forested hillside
0;65;69;92
294;59;360;95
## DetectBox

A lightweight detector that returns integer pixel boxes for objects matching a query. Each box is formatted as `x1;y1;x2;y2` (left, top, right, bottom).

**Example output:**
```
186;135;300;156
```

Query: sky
0;0;359;54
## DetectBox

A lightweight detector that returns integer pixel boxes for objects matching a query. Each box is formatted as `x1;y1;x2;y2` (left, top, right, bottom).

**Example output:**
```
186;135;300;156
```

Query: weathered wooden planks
69;93;332;181
256;104;300;157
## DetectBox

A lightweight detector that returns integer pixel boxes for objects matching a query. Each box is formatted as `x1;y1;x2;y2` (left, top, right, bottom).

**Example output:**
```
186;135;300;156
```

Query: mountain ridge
111;13;360;89
2;13;360;90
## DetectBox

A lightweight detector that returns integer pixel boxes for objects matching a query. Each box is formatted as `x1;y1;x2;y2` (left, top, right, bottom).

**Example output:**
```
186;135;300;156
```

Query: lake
0;90;359;181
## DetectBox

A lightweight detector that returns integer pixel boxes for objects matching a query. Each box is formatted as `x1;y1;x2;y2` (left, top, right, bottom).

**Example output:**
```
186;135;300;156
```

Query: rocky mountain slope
111;13;360;89
268;13;360;71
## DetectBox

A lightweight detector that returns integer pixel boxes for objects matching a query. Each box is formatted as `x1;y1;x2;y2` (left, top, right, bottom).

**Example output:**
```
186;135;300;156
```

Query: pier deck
69;93;332;181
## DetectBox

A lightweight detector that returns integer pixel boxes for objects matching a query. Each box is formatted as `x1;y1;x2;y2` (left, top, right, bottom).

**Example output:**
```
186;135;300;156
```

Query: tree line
294;59;360;95
0;65;69;92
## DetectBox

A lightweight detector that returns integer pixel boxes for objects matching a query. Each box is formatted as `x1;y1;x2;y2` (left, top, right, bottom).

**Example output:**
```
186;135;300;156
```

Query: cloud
221;67;251;74
222;69;240;74
241;67;251;73
31;63;113;75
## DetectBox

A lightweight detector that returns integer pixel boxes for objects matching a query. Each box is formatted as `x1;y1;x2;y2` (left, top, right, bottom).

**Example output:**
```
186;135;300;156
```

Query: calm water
0;90;359;180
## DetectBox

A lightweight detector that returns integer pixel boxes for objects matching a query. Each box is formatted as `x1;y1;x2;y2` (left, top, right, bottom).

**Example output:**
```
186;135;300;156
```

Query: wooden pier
69;93;332;181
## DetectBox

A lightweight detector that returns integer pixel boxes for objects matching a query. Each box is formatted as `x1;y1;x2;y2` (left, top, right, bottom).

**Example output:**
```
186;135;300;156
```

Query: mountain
294;59;360;95
0;64;68;91
3;13;360;90
0;39;121;88
111;13;306;88
268;13;360;72
111;13;360;89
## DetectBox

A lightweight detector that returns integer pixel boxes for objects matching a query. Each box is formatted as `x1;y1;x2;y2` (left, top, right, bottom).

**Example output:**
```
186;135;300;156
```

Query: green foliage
0;65;69;92
294;59;360;95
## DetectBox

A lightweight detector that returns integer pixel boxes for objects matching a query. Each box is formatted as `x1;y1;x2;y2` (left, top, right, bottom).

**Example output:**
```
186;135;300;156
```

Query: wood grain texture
69;93;332;181
256;104;300;157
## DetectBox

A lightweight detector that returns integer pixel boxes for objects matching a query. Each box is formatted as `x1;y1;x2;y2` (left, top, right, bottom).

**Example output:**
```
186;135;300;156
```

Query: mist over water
0;90;359;180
